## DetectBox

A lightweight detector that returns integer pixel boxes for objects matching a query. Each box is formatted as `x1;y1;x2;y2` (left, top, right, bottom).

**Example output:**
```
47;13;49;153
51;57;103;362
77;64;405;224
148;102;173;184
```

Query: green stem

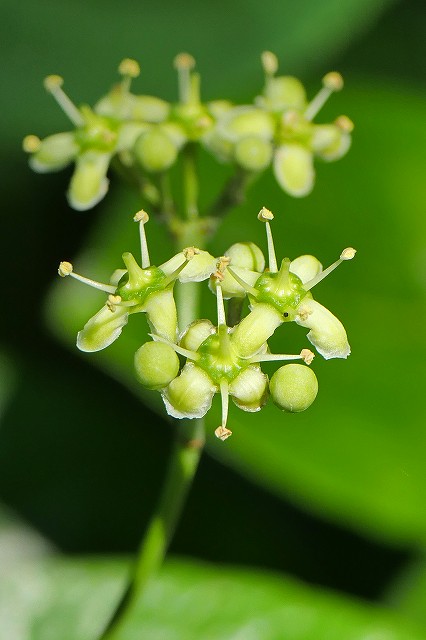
208;168;257;219
98;145;206;640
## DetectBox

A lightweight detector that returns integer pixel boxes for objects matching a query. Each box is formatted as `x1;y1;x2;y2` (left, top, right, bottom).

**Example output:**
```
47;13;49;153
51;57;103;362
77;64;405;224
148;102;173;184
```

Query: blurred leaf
384;556;426;629
47;78;426;548
1;554;424;640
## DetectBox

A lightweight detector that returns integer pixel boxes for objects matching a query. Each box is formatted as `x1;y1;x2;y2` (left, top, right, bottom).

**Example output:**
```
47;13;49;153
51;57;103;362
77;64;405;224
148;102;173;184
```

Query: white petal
295;298;350;359
160;250;217;283
273;144;314;197
67;151;110;211
290;255;323;284
162;363;215;419
77;305;128;352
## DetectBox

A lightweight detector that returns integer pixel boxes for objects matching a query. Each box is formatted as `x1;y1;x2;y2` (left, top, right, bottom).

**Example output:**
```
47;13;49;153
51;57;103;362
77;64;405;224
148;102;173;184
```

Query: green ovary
116;266;168;305
254;262;307;317
196;328;247;385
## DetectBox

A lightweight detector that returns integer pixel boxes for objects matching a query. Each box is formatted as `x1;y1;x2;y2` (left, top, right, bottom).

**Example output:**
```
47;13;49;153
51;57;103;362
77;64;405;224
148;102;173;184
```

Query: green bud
163;363;215;419
132;95;171;123
226;242;265;272
133;127;178;173
230;366;269;412
180;319;215;352
270;364;318;412
134;341;180;390
29;132;78;172
220;106;275;141
234;136;273;172
258;76;307;112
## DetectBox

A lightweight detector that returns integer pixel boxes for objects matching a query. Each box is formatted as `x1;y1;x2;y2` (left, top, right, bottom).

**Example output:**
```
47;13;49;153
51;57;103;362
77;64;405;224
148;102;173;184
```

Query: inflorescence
58;207;355;440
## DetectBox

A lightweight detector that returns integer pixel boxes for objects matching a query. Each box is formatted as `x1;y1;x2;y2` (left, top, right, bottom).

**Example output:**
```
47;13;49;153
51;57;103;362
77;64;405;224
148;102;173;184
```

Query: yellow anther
340;247;356;260
22;135;41;153
183;246;200;261
258;207;274;222
107;294;122;312
297;306;313;322
335;115;354;133
174;52;196;70
322;72;344;92
44;75;64;91
118;58;140;78
282;109;300;126
301;349;315;365
261;51;278;76
58;261;73;277
133;209;149;223
215;426;232;441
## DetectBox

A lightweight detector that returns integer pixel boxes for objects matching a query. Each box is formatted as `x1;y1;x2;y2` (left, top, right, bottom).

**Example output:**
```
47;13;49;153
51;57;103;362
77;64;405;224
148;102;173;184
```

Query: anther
340;247;356;260
22;135;41;153
335;115;354;133
258;207;274;222
261;51;278;76
183;246;200;261
322;72;344;92
297;307;313;322
215;426;233;441
43;74;64;91
118;58;140;78
300;349;315;365
58;261;73;277
107;294;122;312
133;209;149;223
173;53;196;70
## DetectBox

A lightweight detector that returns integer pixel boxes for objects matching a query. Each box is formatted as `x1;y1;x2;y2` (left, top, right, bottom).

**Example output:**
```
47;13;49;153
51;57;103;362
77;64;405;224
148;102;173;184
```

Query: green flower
226;208;356;360
148;260;315;440
58;210;216;351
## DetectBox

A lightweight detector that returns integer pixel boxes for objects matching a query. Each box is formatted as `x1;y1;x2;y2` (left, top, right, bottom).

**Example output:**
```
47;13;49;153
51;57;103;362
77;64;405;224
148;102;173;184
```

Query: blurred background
1;0;426;637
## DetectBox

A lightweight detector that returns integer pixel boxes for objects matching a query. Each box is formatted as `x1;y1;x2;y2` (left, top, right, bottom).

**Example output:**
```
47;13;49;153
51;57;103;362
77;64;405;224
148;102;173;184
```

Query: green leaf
1;554;425;640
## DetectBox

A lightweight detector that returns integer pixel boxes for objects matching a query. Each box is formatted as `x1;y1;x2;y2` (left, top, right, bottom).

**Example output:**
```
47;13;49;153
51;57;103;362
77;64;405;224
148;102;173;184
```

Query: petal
160;250;217;283
143;288;177;342
290;255;323;284
230;366;269;412
273;144;314;197
29;132;78;173
77;305;128;352
231;303;283;358
317;131;351;162
214;266;260;300
162;363;215;419
218;106;275;142
256;76;307;112
67;151;110;211
295;298;350;359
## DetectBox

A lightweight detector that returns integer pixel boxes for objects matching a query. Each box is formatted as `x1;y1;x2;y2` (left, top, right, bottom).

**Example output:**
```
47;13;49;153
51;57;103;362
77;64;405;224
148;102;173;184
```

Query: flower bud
133;127;178;172
220;107;275;142
234;136;273;172
270;364;318;412
134;341;180;390
180;319;215;352
226;242;265;272
162;363;215;419
230;366;269;411
257;76;307;112
132;95;171;123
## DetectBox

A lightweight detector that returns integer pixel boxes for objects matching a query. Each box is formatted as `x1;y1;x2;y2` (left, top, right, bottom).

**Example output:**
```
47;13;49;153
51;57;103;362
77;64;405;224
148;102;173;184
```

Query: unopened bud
135;341;180;390
270;364;318;413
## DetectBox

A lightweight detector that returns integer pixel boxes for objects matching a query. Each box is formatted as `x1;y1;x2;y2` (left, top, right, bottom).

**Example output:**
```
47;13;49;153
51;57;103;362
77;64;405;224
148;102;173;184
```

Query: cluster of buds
24;53;352;210
58;207;355;441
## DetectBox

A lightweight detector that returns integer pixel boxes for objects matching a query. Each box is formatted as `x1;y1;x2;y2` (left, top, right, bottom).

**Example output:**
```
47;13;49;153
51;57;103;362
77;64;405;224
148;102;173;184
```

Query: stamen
215;379;232;441
22;135;41;153
174;52;196;104
58;261;116;293
162;247;198;287
258;207;277;272
43;75;84;127
118;58;140;93
106;294;135;311
249;349;314;364
304;247;356;291
261;51;278;77
304;71;344;122
148;333;199;361
133;210;150;268
226;267;259;298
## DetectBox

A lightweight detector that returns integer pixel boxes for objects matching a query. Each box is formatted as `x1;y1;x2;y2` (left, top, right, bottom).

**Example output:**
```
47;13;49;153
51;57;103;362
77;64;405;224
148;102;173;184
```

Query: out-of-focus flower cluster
24;53;353;211
59;207;355;440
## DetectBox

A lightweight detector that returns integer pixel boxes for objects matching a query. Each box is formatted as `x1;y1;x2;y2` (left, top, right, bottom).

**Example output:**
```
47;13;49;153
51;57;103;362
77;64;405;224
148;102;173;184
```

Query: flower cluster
24;53;352;210
59;207;355;440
